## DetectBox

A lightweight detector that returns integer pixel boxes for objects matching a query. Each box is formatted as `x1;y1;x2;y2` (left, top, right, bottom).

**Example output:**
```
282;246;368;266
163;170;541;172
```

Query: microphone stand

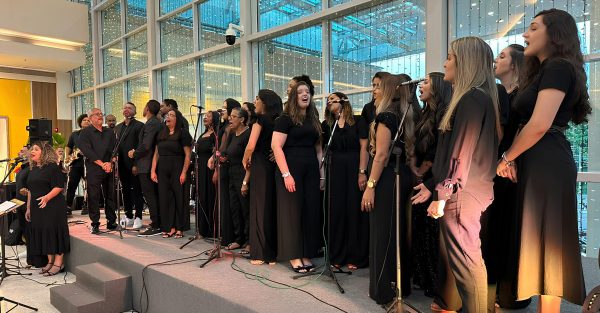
292;114;351;293
384;102;411;313
200;115;223;268
181;107;205;249
102;124;128;238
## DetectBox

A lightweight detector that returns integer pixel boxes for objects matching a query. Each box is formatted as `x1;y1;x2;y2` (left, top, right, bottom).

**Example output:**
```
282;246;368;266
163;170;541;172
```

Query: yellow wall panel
0;78;32;158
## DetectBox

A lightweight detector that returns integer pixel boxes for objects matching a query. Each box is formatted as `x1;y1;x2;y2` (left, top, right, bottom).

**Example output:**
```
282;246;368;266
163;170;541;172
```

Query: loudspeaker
27;118;52;142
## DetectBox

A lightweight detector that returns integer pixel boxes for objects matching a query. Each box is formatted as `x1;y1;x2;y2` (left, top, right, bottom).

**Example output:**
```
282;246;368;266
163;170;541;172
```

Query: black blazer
115;118;144;170
133;116;162;174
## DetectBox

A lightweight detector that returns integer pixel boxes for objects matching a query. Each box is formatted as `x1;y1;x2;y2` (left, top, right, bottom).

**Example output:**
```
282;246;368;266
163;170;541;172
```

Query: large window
200;49;242;110
198;0;240;50
258;26;323;101
127;76;150;119
126;30;148;74
159;0;191;16
161;61;196;121
101;1;121;45
126;0;146;32
160;9;193;62
259;0;321;31
103;83;124;116
103;42;123;82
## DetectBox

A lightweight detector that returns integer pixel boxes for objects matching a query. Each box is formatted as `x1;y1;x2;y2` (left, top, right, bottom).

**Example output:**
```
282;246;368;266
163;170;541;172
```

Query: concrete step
50;283;104;313
73;263;132;313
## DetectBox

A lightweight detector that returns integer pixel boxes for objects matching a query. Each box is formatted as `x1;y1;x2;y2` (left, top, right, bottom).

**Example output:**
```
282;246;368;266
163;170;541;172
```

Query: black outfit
425;88;498;313
274;114;321;260
65;130;85;208
321;116;369;268
194;132;216;237
512;59;585;305
224;127;250;246
115;119;144;220
249;115;277;263
78;126;117;228
361;100;376;125
218;121;234;245
26;163;70;256
368;111;413;304
411;100;448;297
16;163;46;267
133;116;162;229
156;129;192;232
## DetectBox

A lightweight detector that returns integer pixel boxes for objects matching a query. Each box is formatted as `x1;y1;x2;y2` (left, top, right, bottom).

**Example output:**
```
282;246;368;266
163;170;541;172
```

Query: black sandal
39;263;53;274
44;264;65;276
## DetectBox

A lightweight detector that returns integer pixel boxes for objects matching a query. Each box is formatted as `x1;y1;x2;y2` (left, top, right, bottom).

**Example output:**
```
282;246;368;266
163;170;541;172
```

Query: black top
134;116;163;173
373;111;407;165
514;58;575;127
26;163;65;200
115;118;144;169
157;129;193;157
415;100;449;165
78;126;116;171
321;115;368;152
66;130;84;167
255;114;275;154
497;84;510;126
426;88;498;202
361;100;376;125
15;163;30;202
499;88;521;155
195;132;216;155
273;114;320;154
225;128;250;165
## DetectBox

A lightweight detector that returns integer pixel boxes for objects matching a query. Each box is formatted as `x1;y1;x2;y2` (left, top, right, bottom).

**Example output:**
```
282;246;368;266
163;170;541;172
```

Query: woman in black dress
322;92;369;270
497;9;590;312
222;107;251;251
272;81;324;273
243;89;282;265
361;74;416;304
195;111;219;238
151;110;192;238
411;72;452;298
25;142;70;276
243;102;257;127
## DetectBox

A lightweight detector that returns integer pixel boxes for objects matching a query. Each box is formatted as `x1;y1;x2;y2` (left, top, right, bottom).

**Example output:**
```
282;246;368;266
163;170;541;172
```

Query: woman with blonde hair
413;36;500;312
361;74;416;304
25;141;70;276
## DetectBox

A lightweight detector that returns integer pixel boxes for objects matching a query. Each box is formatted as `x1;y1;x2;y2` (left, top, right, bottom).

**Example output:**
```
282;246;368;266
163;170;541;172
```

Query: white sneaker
132;217;143;230
119;217;127;228
126;218;134;227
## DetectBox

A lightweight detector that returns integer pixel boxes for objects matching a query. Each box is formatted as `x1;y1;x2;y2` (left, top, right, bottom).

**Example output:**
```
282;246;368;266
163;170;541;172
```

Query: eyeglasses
230;115;240;118
91;113;103;117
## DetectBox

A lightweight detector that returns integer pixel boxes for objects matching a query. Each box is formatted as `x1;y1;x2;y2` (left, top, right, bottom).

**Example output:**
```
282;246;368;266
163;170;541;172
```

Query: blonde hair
440;37;501;137
369;74;415;163
29;141;58;167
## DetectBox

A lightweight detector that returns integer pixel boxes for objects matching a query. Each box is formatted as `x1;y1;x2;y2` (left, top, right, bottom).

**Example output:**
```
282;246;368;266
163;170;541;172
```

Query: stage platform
59;212;596;313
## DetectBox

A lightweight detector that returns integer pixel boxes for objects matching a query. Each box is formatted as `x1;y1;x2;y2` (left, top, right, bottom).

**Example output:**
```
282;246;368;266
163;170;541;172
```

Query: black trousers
86;167;115;227
157;156;185;232
66;165;84;207
119;165;143;219
228;164;249;246
139;172;160;229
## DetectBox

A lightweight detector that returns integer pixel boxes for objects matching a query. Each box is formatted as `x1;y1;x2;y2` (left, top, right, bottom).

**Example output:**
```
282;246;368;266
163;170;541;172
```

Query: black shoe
66;210;72;216
106;222;118;230
138;227;161;237
81;208;88;215
90;226;100;235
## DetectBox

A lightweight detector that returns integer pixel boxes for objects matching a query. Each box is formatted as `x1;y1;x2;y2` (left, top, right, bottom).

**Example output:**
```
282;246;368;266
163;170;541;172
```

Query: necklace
236;126;249;136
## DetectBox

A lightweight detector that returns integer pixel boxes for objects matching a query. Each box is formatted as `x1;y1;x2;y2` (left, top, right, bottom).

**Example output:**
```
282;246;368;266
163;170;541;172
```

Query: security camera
225;23;244;46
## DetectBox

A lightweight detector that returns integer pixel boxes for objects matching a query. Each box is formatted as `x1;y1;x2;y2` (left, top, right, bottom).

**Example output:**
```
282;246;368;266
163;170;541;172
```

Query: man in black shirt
114;102;144;230
161;99;189;130
129;100;163;236
65;114;90;214
78;108;117;234
106;114;117;129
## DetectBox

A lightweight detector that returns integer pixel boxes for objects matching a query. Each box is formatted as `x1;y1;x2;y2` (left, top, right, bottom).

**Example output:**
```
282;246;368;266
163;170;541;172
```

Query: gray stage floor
1;211;598;312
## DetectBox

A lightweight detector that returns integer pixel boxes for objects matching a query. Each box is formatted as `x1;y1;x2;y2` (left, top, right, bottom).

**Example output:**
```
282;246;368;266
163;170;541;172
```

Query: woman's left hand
496;160;518;183
319;178;325;191
179;172;186;185
358;173;367;191
241;184;249;197
361;188;375;212
37;195;49;208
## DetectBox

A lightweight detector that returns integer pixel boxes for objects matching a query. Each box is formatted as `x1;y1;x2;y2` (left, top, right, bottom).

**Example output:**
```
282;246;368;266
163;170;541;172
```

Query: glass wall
258;0;321;31
160;9;193;62
126;30;148;74
101;1;121;45
128;76;150;119
103;83;124;116
103;42;123;82
161;61;196;121
200;49;242;110
198;0;240;50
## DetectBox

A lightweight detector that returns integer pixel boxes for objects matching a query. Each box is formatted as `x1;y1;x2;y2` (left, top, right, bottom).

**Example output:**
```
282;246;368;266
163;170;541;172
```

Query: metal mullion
120;0;127;90
92;0;119;13
193;2;200;52
100;37;123;50
152;43;238;72
89;70;148;91
123;24;148;39
156;2;194;23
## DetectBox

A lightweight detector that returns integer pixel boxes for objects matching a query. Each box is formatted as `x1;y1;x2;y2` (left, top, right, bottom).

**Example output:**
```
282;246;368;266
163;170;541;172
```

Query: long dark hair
203;111;220;135
258;89;283;122
243;102;257;126
325;92;355;126
416;72;452;154
284;81;321;134
521;9;591;124
506;44;525;90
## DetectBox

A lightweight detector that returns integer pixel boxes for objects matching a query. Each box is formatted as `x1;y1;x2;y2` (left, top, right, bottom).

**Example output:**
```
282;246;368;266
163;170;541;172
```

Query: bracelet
359;169;367;174
320;178;325;180
501;152;515;167
282;171;291;178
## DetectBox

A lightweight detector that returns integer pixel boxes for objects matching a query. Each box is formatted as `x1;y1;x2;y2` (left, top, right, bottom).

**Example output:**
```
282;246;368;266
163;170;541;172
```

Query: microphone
0;156;26;163
191;105;204;109
400;78;425;86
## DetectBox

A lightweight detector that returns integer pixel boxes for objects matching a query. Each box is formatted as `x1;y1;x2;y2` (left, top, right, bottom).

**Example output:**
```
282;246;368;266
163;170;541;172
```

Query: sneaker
107;222;118;230
120;217;133;228
132;217;143;230
138;227;161;237
90;226;100;235
127;218;134;227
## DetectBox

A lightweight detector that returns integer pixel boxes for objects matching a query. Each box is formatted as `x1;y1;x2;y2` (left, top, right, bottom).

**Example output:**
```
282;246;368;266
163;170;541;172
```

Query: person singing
25;142;70;276
497;9;589;312
65;114;90;214
151;110;192;238
78;108;117;235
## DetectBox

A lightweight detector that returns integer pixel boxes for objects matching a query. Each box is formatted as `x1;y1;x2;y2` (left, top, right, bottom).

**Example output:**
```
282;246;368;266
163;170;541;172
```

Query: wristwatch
359;169;367;175
282;171;291;178
242;181;248;186
367;178;377;189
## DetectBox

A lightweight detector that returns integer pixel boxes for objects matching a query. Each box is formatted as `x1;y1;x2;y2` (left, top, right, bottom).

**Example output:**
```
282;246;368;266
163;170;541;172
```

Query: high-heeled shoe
44;264;65;276
39;263;53;274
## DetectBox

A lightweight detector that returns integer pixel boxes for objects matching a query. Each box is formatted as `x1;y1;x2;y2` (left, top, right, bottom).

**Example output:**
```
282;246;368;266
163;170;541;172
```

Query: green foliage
52;132;66;148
